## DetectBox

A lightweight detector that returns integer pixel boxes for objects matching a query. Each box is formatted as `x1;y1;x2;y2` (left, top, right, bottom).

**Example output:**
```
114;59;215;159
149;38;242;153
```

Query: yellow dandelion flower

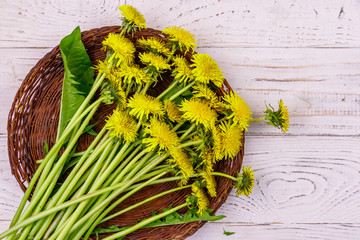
105;108;138;142
264;99;289;133
191;53;224;87
118;64;151;85
137;37;171;56
119;5;146;30
193;84;226;111
191;184;209;215
223;91;252;131
233;166;255;196
94;60;112;75
180;98;217;130
211;125;224;161
115;85;127;107
200;170;217;197
164;99;182;122
219;121;243;159
128;93;164;120
279;100;289;132
202;150;215;172
143;118;180;152
102;33;135;66
139;52;171;71
172;55;193;83
163;26;197;53
169;147;195;185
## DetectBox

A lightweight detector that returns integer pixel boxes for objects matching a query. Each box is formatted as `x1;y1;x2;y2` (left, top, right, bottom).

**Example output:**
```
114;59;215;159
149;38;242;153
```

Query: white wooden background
1;0;360;239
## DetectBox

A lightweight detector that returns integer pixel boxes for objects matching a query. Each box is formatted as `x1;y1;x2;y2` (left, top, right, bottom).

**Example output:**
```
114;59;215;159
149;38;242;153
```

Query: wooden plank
1;47;359;136
189;222;360;240
1;0;360;48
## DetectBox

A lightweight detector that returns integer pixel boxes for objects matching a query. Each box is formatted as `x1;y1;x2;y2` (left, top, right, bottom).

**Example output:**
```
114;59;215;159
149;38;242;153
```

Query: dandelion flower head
118;64;151;85
172;55;193;83
223;91;252;130
180;98;217;130
139;52;171;71
191;53;224;87
191;184;210;215
163;26;197;53
128;93;164;120
233;166;255;196
119;5;146;30
102;33;135;66
200;170;217;197
164;99;182;122
105;108;138;142
143;118;180;152
169;147;195;185
137;37;171;56
219;121;243;159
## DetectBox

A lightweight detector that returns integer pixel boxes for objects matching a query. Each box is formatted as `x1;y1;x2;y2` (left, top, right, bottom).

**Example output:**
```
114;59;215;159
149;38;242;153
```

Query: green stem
101;185;190;223
29;128;108;238
169;81;195;101
212;172;237;181
179;123;196;141
249;117;266;123
173;121;185;132
102;203;188;240
82;172;168;239
141;81;152;94
11;98;102;232
62;154;168;239
50;139;118;240
33;135;114;240
178;139;203;148
156;79;179;100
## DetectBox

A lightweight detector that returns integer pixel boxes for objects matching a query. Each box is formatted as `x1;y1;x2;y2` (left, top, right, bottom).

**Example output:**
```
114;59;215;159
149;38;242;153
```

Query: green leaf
223;228;235;236
57;26;95;139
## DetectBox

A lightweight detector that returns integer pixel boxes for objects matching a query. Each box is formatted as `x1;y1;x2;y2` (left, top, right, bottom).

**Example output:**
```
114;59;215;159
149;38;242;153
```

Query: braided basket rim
7;26;244;240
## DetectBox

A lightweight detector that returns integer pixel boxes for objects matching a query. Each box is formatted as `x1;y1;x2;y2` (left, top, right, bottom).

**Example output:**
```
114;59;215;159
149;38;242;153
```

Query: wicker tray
7;26;244;240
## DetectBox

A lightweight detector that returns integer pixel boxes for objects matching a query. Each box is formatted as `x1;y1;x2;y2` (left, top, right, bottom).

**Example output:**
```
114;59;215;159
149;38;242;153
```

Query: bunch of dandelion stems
1;58;236;240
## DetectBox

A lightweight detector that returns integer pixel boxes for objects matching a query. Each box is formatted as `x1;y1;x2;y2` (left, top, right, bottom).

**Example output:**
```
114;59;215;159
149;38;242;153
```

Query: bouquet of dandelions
1;5;289;240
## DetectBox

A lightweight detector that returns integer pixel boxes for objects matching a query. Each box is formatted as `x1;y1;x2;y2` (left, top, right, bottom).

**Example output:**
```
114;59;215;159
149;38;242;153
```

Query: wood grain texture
1;0;360;239
1;0;360;48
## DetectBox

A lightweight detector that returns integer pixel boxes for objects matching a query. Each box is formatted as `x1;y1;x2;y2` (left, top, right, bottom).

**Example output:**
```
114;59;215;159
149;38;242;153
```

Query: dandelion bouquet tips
4;4;289;240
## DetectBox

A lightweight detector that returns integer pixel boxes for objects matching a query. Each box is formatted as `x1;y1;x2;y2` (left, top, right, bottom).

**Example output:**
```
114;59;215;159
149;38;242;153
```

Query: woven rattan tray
7;26;244;240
